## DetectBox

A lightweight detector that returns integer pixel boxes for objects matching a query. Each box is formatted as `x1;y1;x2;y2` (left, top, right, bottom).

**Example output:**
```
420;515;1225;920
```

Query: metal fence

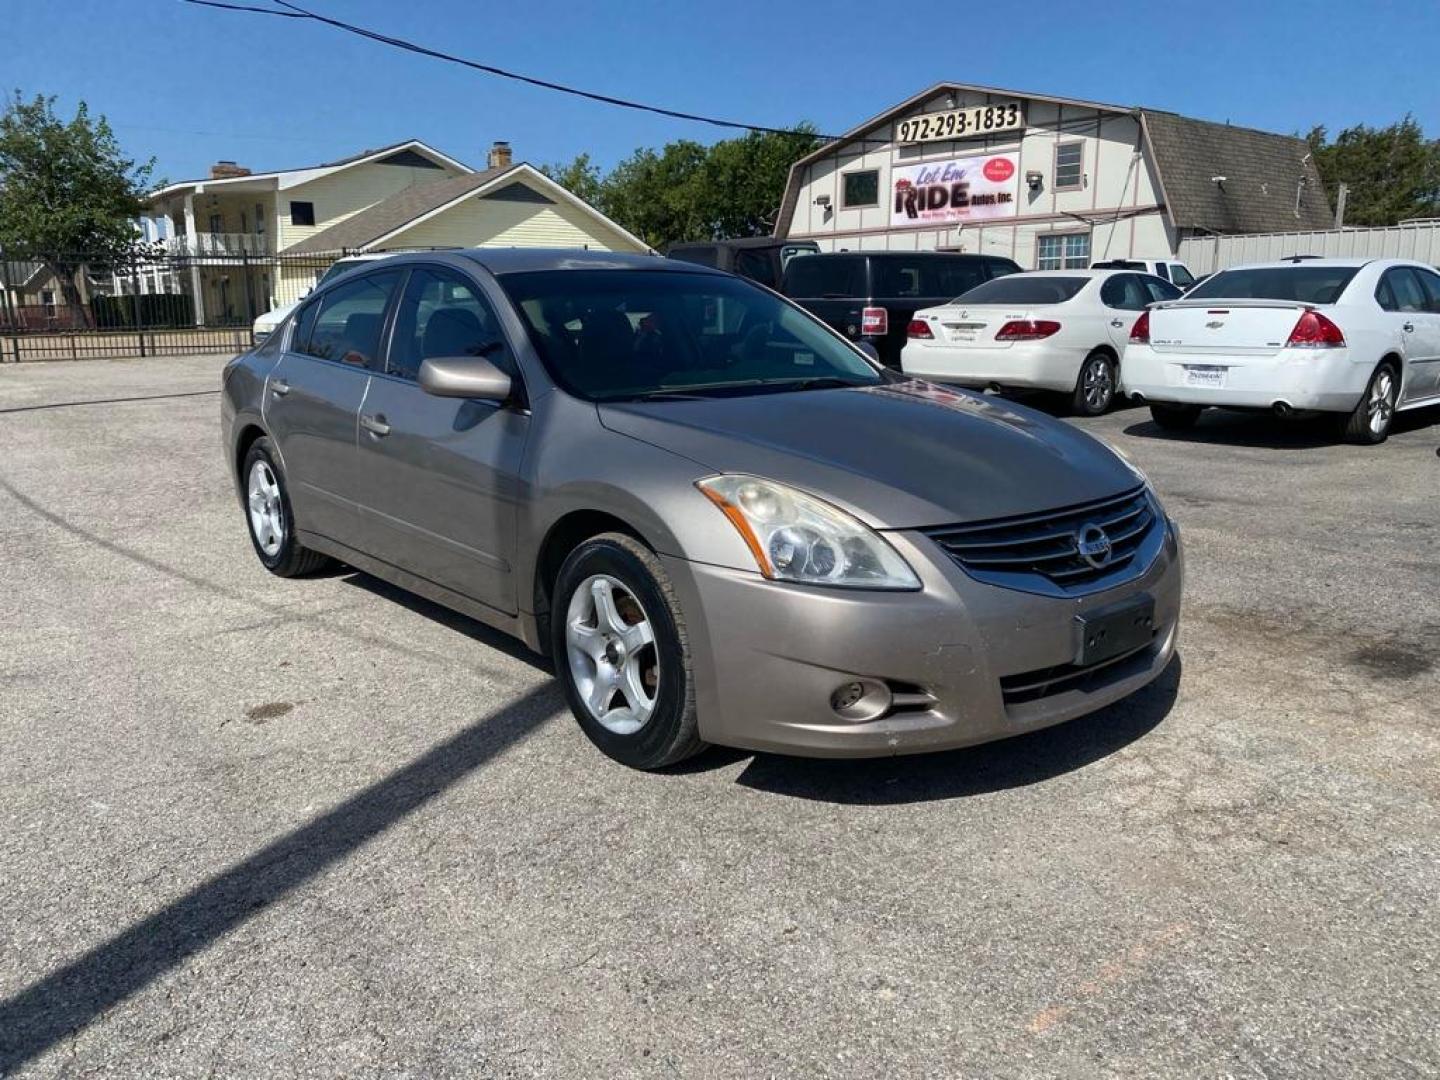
1;247;345;362
1178;221;1440;275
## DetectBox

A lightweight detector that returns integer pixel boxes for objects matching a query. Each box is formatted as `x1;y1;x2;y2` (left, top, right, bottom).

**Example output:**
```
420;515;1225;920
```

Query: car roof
1214;257;1427;272
998;269;1134;279
786;250;998;262
457;248;706;275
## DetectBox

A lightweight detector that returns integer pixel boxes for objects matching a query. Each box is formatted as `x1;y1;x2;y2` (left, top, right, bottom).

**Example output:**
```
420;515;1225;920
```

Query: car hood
598;380;1139;529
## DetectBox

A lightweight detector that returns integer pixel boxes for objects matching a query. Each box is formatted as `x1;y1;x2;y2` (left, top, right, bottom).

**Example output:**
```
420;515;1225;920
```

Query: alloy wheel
565;574;659;735
1083;356;1114;412
247;460;285;557
1368;369;1396;437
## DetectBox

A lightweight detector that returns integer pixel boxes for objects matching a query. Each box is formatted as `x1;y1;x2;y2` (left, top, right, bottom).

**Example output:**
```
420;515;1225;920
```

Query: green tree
0;92;155;324
1306;117;1440;227
544;126;821;249
540;152;604;208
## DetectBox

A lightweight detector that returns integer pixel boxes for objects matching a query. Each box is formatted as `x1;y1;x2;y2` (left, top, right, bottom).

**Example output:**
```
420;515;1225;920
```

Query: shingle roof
283;166;514;253
1141;112;1332;233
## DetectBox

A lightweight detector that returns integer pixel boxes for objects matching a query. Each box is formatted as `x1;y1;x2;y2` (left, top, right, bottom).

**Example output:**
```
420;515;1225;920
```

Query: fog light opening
829;678;893;722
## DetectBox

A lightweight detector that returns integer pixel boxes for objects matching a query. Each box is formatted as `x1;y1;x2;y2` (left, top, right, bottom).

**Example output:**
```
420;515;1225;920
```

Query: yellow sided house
142;140;647;325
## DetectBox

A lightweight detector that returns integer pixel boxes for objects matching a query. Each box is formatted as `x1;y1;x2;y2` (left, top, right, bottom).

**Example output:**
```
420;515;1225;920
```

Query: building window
842;170;879;209
255;203;266;235
1054;142;1084;191
290;201;316;227
1037;233;1090;270
208;213;223;235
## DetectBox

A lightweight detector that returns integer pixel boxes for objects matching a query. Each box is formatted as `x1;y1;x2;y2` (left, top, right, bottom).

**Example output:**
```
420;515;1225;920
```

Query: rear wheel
1149;403;1203;431
1342;362;1399;445
241;437;331;577
550;533;703;769
1072;350;1117;416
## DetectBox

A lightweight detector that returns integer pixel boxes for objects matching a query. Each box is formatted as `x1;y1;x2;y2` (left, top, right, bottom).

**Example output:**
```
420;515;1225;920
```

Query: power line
179;0;830;141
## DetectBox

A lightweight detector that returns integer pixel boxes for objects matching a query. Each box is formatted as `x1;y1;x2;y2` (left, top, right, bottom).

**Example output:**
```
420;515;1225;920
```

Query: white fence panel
1178;223;1440;274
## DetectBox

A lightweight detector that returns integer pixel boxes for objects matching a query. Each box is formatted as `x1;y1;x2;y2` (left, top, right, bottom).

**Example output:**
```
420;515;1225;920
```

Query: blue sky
4;0;1437;185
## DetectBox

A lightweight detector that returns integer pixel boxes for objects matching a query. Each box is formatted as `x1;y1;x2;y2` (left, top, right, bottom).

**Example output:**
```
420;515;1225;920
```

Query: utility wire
180;0;830;140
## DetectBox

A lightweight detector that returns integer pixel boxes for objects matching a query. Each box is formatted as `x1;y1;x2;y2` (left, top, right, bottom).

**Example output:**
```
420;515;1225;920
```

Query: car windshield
1187;266;1359;304
500;269;886;402
953;276;1089;305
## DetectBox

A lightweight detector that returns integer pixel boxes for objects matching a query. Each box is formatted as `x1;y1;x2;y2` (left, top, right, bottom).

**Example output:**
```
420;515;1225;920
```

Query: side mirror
418;356;512;402
857;340;881;364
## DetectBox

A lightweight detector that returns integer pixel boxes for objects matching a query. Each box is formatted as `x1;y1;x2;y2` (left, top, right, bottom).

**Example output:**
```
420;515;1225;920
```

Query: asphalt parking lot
1;353;1437;1079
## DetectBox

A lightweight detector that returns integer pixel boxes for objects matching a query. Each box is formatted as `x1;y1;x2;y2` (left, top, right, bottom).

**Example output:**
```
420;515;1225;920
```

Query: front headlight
697;475;920;590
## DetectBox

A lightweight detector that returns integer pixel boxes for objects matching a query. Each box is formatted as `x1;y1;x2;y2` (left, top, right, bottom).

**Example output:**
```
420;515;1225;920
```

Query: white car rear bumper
900;341;1089;393
1121;346;1372;412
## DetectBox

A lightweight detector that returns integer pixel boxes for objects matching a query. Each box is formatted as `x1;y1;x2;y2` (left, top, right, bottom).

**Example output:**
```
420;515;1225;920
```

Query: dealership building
775;83;1333;269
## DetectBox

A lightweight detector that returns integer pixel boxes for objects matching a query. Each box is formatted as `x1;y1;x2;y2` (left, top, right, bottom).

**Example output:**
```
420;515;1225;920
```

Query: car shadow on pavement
727;655;1181;805
340;571;553;673
1122;403;1440;449
0;682;563;1074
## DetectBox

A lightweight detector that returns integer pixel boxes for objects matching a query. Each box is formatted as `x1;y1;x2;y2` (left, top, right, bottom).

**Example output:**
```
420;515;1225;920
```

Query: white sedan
900;270;1182;415
1122;257;1440;444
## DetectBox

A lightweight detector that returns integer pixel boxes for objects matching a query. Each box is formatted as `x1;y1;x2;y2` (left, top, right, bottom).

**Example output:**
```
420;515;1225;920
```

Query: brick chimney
486;141;512;169
209;160;252;179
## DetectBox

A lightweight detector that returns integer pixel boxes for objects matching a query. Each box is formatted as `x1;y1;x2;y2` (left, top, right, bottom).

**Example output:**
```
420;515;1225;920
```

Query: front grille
1000;638;1160;707
923;485;1161;596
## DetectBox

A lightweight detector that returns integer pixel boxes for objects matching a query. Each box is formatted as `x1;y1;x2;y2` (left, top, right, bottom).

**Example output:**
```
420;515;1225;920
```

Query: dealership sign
891;153;1019;227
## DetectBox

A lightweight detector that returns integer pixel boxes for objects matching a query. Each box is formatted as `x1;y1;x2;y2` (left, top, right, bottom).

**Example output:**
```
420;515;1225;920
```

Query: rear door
351;264;529;615
1398;266;1440;399
264;268;403;542
1098;274;1151;350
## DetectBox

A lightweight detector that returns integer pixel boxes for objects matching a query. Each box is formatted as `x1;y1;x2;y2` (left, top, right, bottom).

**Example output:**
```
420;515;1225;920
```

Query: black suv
665;238;820;290
780;251;1020;367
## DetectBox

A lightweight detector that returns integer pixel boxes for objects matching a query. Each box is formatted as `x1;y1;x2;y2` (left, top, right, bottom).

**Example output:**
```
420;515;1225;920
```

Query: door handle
1403;322;1415;333
360;413;391;437
271;378;290;397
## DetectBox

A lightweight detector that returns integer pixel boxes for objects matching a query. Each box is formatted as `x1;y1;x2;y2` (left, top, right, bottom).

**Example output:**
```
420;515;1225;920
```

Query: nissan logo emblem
1075;523;1113;569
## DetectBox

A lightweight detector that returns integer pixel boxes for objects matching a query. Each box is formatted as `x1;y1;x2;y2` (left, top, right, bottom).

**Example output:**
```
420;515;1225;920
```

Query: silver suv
223;249;1182;769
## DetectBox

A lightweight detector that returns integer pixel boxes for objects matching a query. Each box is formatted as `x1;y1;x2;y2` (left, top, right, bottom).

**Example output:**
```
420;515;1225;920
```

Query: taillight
1129;310;1151;344
907;319;933;339
995;319;1061;341
1286;309;1346;348
861;306;888;336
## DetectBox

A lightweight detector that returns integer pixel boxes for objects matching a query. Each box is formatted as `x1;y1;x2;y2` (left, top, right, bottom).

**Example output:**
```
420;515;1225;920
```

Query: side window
388;268;513;381
937;260;989;298
1142;276;1182;304
1170;264;1196;288
733;249;777;288
301;269;403;367
1153;262;1171;281
290;297;320;354
1387;269;1428;314
1101;275;1149;310
1375;274;1398;312
1413;267;1440;313
985;258;1020;280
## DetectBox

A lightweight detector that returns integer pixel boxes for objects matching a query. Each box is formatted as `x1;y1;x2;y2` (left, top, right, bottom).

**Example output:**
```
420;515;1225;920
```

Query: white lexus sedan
1122;258;1440;444
900;270;1183;415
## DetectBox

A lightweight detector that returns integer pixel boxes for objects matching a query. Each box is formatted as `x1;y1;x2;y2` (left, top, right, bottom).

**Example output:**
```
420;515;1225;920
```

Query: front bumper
900;341;1088;393
1122;345;1369;412
663;523;1182;757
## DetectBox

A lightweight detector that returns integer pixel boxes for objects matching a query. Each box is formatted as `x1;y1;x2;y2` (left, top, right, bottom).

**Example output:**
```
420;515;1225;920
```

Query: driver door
351;265;529;616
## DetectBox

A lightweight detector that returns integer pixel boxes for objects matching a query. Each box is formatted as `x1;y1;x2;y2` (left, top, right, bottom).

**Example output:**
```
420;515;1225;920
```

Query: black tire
550;532;703;769
1071;350;1117;416
240;436;331;577
1149;402;1203;431
1341;361;1400;445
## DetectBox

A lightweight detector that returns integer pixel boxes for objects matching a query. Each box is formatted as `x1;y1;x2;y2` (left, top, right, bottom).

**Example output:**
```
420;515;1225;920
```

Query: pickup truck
780;251;1021;368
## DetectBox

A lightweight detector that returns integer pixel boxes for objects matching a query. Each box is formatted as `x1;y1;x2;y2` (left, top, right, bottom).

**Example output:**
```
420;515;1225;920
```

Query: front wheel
1341;362;1399;445
550;533;704;769
1072;351;1117;416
